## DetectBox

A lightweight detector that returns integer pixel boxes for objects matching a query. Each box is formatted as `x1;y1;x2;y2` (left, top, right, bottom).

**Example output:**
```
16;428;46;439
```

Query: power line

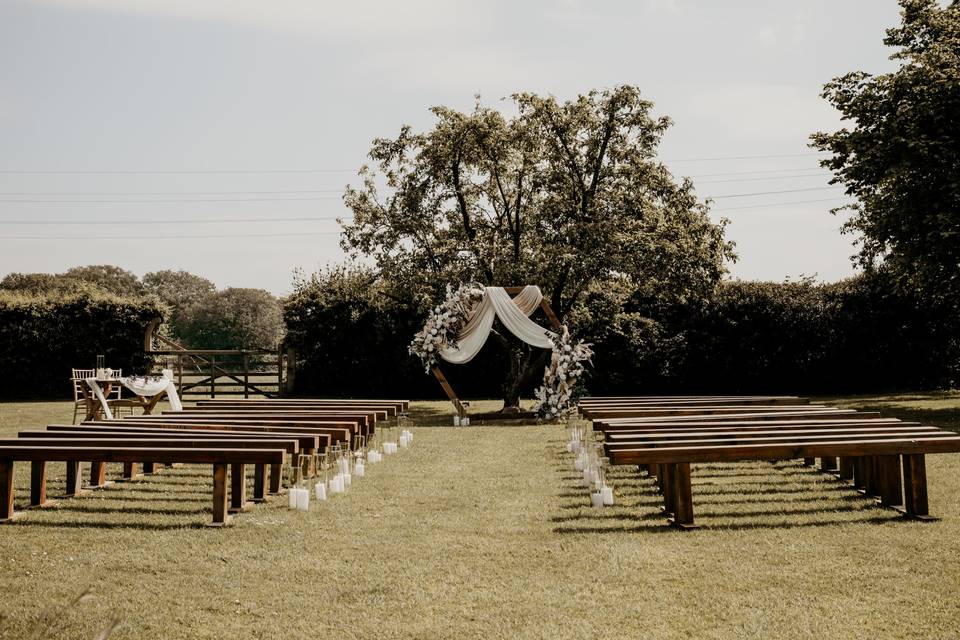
684;166;828;179
0;216;349;225
0;231;344;240
0;189;345;196
0;169;355;175
665;151;825;163
0;196;342;204
711;197;850;212
0;152;828;175
708;186;842;199
695;171;828;185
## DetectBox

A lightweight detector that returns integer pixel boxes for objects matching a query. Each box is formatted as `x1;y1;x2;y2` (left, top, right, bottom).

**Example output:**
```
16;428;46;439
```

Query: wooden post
65;461;82;496
662;464;676;515
252;464;267;502
431;366;465;418
229;463;248;513
879;455;903;507
0;460;15;522
671;462;695;529
243;353;250;400
284;346;297;397
210;356;216;399
89;461;106;488
177;353;183;396
269;463;283;494
839;457;854;481
902;454;930;518
30;461;46;507
210;463;230;527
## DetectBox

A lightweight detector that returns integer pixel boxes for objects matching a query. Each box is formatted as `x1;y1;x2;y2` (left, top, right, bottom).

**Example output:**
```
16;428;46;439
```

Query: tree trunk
499;342;551;413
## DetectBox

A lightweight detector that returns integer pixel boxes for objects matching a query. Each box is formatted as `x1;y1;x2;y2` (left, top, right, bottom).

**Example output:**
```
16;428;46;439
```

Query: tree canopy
340;86;734;406
811;0;960;302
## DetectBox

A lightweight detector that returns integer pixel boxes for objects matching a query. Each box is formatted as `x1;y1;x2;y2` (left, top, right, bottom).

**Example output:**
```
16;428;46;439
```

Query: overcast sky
0;0;903;295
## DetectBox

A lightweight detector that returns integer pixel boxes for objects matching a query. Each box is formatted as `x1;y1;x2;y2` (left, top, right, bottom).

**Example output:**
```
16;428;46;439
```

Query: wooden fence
146;348;287;398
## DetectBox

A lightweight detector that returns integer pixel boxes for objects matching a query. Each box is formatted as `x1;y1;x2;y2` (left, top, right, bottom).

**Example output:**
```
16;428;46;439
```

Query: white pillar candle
565;442;572;453
601;486;614;506
574;457;584;471
590;491;604;508
453;415;461;426
315;482;327;500
296;487;310;510
463;417;470;426
330;475;342;493
572;441;580;454
355;462;365;477
288;488;298;509
343;472;352;488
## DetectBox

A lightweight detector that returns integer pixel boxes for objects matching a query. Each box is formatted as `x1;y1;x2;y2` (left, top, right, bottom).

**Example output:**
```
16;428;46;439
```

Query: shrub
0;291;164;399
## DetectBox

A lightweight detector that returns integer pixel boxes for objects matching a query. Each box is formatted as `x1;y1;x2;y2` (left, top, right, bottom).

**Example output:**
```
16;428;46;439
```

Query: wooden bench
31;426;314;496
162;410;378;443
196;398;409;416
0;445;285;526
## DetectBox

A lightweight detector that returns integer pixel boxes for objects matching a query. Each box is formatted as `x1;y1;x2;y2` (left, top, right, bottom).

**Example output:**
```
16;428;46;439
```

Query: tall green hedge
0;292;164;399
284;271;959;399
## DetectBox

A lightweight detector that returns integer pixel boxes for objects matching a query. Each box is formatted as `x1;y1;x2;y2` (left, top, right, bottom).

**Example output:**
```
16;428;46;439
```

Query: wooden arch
430;286;562;419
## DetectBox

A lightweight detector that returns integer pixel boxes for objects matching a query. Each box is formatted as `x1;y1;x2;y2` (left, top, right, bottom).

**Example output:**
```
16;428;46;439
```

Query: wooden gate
144;321;288;399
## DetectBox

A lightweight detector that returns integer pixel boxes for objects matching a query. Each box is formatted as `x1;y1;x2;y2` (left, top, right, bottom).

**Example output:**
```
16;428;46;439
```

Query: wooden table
80;378;167;421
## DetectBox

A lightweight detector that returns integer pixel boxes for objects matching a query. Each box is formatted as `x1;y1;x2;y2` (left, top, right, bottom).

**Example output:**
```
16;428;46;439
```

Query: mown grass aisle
1;400;960;638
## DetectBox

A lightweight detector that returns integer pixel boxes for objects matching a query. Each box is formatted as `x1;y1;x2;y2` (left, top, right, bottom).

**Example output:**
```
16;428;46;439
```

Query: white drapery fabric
438;285;555;365
121;369;183;411
85;369;183;419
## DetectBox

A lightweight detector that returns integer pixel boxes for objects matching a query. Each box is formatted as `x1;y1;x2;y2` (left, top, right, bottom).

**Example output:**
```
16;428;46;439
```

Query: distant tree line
0;266;284;351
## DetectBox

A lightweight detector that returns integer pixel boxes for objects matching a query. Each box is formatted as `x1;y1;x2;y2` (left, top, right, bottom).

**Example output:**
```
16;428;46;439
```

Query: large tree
342;86;734;408
811;0;960;302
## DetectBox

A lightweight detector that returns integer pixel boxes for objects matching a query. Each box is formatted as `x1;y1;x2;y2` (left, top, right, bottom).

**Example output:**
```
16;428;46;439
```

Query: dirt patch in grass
1;398;959;638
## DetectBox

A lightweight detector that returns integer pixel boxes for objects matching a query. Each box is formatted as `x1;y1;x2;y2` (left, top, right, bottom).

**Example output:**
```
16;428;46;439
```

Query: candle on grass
295;487;310;511
315;482;327;500
590;491;603;508
601;485;614;506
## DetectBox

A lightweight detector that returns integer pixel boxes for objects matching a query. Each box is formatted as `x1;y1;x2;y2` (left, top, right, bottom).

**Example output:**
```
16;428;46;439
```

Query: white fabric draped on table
121;369;183;411
85;368;183;420
438;285;555;365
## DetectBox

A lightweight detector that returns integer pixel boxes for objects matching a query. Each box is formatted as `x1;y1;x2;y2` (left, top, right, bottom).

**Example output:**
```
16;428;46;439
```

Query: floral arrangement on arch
409;283;483;372
534;327;593;420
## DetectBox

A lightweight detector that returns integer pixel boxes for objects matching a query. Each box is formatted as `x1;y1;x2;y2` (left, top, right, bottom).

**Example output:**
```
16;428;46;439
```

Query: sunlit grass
0;395;959;638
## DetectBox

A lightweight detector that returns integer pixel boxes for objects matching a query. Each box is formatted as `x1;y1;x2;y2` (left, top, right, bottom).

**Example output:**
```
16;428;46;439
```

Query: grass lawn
1;394;960;639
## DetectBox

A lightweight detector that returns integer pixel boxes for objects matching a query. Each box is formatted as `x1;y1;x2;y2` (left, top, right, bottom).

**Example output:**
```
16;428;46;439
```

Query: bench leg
0;460;16;523
65;461;83;496
142;462;156;475
209;463;231;527
120;462;138;481
867;456;882;498
839;457;854;482
879;455;903;508
229;463;251;513
269;463;284;495
670;462;696;529
89;461;107;489
302;448;315;478
902;454;933;519
30;461;47;507
662;464;675;516
803;457;815;466
820;456;837;472
252;464;267;503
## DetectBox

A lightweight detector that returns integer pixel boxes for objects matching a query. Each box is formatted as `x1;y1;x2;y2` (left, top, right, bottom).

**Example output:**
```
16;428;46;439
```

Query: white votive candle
296;487;310;510
288;488;298;509
315;482;327;500
601;486;614;506
343;472;352;488
355;462;365;477
453;415;461;426
590;491;604;508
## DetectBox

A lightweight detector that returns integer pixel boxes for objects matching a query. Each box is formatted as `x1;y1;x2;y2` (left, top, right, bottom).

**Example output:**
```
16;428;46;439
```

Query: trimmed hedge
0;292;164;399
284;272;960;399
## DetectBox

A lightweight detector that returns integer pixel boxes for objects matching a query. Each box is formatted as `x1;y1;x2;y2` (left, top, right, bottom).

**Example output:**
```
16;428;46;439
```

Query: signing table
82;370;183;421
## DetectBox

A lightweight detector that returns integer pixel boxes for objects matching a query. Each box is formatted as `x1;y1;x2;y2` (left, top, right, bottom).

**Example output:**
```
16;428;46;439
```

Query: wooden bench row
578;396;960;528
1;397;409;527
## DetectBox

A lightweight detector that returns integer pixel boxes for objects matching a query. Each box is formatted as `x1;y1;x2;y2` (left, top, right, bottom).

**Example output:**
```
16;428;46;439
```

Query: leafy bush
0;291;164;399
